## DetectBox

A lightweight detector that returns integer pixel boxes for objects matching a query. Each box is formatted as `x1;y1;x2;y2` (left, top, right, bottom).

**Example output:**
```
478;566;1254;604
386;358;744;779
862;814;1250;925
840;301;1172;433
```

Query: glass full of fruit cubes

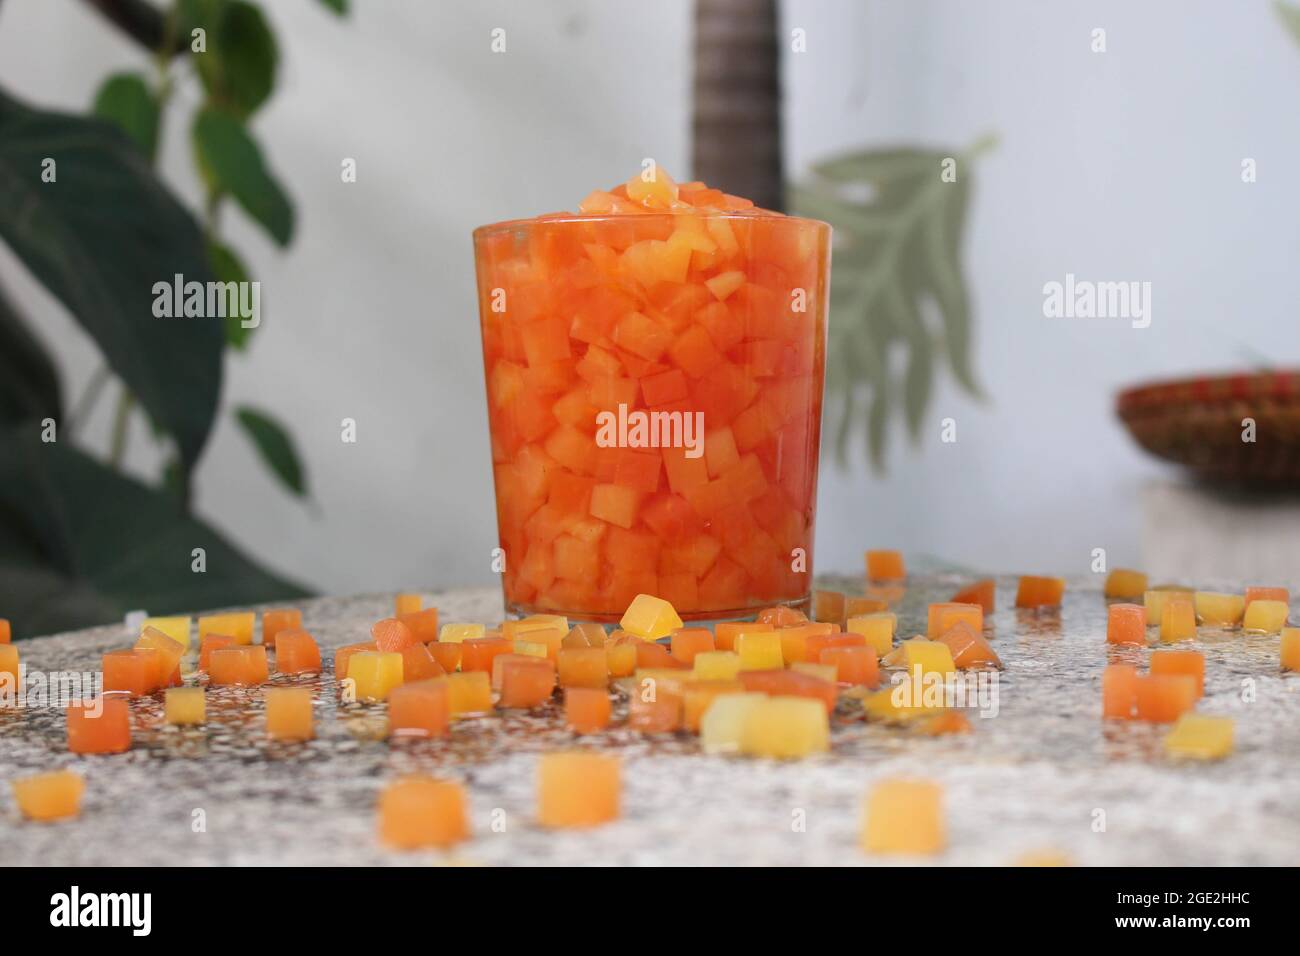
473;169;831;622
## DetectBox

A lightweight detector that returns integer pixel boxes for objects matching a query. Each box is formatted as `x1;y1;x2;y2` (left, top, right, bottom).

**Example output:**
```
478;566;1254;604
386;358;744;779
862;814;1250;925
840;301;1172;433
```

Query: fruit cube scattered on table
1159;596;1197;643
1143;587;1191;627
499;656;557;709
394;593;422;616
447;671;493;715
372;618;416;653
141;615;191;651
736;631;783;670
1283;627;1300;672
0;617;9;644
346;651;404;701
379;776;469;849
11;770;84;822
670;628;714;665
439;622;485;643
208;646;269;687
620;594;684;640
199;634;237;673
777;622;833;664
1242;599;1288;634
1244;585;1288;610
926;602;983;638
862;779;945;855
67;697;131;754
399;608;440;643
136;626;185;687
898;638;957;678
401;642;444;683
333;641;376;681
1164;714;1234;760
564;686;612;733
261;608;302;649
714;620;769;652
1134;674;1197;723
934;622;1001;669
199;612;255;646
265;687;314;741
537;752;620;828
681;680;744;732
737;669;837;713
1150;649;1205;697
862;680;945;723
1194;592;1244;627
557;646;608;688
427;641;462;673
102;650;155;697
1101;663;1138;719
813;589;846;624
819;645;880;686
845;595;889;618
388;679;451;738
693;649;742;681
845;613;895;656
460;637;513;674
276;630;322;675
865;550;905;581
1107;603;1147;645
628;678;683;732
1015;575;1065;608
1104;568;1148;600
164;687;206;725
740;695;829;759
0;643;17;694
950;579;995;613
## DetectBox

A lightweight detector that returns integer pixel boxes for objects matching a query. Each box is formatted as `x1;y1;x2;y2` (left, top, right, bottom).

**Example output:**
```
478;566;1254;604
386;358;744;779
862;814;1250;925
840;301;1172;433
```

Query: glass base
504;594;812;630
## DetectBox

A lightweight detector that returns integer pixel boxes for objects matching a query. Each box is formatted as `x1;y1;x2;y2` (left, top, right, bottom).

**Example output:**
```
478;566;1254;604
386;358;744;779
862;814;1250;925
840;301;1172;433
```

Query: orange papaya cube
1104;569;1148;600
394;593;422;616
371;617;416;653
199;611;255;646
265;687;314;741
400;642;445;683
67;697;130;754
198;634;236;673
1283;627;1300;672
1107;603;1147;645
564;686;612;734
333;640;377;680
427;641;462;673
1159;596;1197;642
740;695;830;759
275;630;322;675
620;593;683;640
628;680;683;733
557;646;608;689
703;426;741;479
934;622;1001;669
135;626;185;687
589;483;640;529
715;620;769;652
164;686;206;725
501;614;570;641
102;650;155;697
778;622;836;664
210;645;270;687
813;589;846;624
1134;674;1196;723
926;602;983;639
756;605;808;628
562;623;603;649
819;645;880;687
668;324;725;378
538;752;620;828
865;550;906;581
633;639;679;670
950;579;995;613
862;779;944;855
1150;649;1204;698
261;608;302;649
398;607;441;643
693;649;742;681
0;617;9;643
379;776;469;849
738;669;837;713
918;711;973;737
605;637;638;677
0;643;18;696
737;630;784;670
804;631;866;666
791;662;839;684
499;656;557;709
345;651;403;701
845;596;889;618
1244;585;1289;610
682;680;746;732
1101;663;1139;719
845;613;896;656
388;680;450;738
1242;599;1288;634
447;671;493;715
519;627;565;662
12;769;84;822
491;653;532;691
1015;575;1065;608
460;636;513;674
669;627;714;665
1164;714;1234;761
1194;592;1244;626
439;622;485;643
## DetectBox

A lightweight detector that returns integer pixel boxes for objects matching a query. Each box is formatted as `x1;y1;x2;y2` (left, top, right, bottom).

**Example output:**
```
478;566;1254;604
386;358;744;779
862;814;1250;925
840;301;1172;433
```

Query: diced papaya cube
209;646;270;687
740;695;829;759
499;656;557;709
460;637;513;674
199;611;255;646
935;622;1001;669
67;697;130;754
11;770;84;822
918;711;973;737
398;607;440;643
198;634;236;673
1283;627;1300;672
264;687;314;741
427;641;462;673
661;445;710;497
736;631;783;670
590;483;641;529
704;268;747;303
1159;596;1197;643
605;638;638;678
669;325;725;378
379;776;469;849
629;640;675;671
1107;603;1147;645
275;630;322;675
613;311;672;362
620;593;683;640
1015;575;1065;608
492;653;533;690
1194;592;1244;627
790;662;838;683
164;686;206;725
520;316;572;365
845;613;895;656
819;645;880;687
692;650;741;681
950;579;995;613
564;686;612;734
447;671;493;715
261;608;302;649
102;650;155;698
640;367;689;406
0;618;9;644
345;651;403;701
862;679;946;723
371;618;416;654
738;669;837;713
557;646;608;688
682;680;745;732
400;642;445;683
135;626;185;687
1134;674;1197;722
714;620;766;652
1104;569;1148;600
1244;585;1289;609
1150;649;1204;698
388;680;450;738
141;615;191;651
1144;587;1192;626
439;622;485;643
0;643;18;696
703;427;741;479
333;641;377;681
699;692;766;753
778;622;835;664
926;602;983;639
899;639;956;679
1164;715;1234;760
845;596;889;618
669;627;714;665
757;605;808;627
813;589;846;625
862;780;944;855
1101;663;1139;719
628;678;683;733
538;752;620;828
865;550;906;581
1243;599;1288;634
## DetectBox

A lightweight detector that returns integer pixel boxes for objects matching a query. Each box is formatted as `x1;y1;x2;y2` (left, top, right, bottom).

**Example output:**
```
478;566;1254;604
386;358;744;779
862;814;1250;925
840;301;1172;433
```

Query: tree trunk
692;0;784;212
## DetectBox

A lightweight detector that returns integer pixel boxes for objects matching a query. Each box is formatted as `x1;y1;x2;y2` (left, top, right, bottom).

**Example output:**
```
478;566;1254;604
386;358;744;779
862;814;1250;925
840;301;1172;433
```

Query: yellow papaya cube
11;770;84;822
164;686;206;725
513;640;548;659
1283;627;1300;672
862;679;945;722
791;662;839;684
900;638;956;679
926;602;982;638
378;776;469;849
1104;568;1148;600
347;651;404;701
265;687;314;741
681;680;745;732
619;593;683;641
1144;587;1192;627
736;631;783;670
199;611;255;645
1242;599;1288;634
537;752;620;828
439;622;485;643
1163;714;1234;760
699;692;767;753
862;779;945;855
135;626;185;686
502;614;569;641
447;671;493;715
693;650;742;681
1194;591;1245;626
740;695;829;759
394;593;422;616
1159;596;1197;642
141;615;191;651
845;613;895;656
605;638;638;678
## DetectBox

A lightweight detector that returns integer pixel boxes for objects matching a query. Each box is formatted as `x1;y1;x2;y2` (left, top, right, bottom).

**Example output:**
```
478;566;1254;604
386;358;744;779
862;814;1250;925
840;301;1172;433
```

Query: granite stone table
2;576;1297;866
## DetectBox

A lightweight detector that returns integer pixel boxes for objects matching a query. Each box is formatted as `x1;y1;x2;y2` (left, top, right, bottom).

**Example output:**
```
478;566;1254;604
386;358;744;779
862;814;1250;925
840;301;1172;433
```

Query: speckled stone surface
2;576;1298;866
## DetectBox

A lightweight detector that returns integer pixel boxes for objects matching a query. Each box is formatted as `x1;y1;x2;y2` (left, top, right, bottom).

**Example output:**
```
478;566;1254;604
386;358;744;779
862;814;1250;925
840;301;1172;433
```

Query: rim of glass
473;211;831;240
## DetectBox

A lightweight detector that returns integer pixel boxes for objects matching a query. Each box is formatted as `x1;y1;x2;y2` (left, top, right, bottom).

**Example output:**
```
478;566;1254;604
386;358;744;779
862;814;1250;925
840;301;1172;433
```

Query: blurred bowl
1117;370;1300;484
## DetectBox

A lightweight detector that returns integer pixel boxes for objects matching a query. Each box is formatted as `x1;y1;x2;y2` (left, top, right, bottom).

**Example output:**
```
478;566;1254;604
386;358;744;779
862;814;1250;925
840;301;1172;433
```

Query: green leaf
234;405;307;497
0;280;62;424
0;87;222;471
192;106;294;246
207;239;256;349
318;0;349;14
196;1;279;120
0;422;309;638
91;71;159;158
1278;1;1300;48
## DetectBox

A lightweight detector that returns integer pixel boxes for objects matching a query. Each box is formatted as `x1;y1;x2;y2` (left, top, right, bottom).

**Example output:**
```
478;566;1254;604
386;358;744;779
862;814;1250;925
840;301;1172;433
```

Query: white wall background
2;0;1298;596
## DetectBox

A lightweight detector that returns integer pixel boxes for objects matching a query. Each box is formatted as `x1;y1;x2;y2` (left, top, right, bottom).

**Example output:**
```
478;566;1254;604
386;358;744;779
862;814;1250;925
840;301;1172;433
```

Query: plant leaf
91;72;159;158
1278;1;1300;48
318;0;349;14
234;405;307;497
196;0;279;120
0;422;309;637
0;279;62;424
207;239;256;349
192;106;294;246
0;87;222;470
